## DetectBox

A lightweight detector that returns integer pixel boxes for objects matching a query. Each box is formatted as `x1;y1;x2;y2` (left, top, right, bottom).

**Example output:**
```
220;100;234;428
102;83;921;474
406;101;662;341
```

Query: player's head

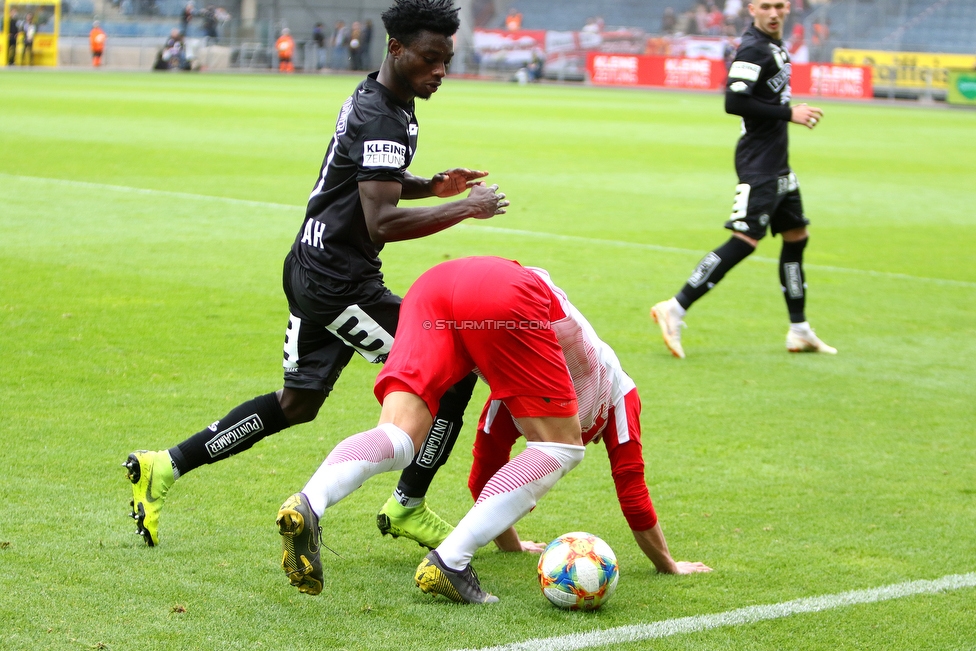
93;19;100;27
381;0;459;100
281;27;290;35
749;0;790;40
382;0;460;45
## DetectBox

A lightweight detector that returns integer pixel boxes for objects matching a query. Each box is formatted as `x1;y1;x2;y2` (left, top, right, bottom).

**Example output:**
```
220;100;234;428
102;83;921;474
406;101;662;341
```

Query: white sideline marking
455;572;976;651
3;174;974;289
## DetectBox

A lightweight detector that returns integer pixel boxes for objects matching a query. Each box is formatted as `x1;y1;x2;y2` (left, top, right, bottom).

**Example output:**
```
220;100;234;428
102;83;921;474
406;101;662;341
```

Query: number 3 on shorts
730;183;750;220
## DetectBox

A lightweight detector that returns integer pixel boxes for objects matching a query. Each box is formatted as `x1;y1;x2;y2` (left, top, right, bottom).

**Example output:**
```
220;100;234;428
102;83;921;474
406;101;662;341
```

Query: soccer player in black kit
651;0;836;359
124;0;509;555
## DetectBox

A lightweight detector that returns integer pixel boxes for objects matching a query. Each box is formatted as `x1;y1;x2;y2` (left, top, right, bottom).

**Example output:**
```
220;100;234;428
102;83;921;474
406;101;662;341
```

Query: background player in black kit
125;0;509;549
651;0;836;359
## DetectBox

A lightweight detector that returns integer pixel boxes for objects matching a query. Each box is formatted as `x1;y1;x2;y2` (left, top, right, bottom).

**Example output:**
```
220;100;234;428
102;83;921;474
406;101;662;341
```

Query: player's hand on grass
791;103;823;130
672;561;714;574
468;181;509;218
431;168;489;198
519;540;548;553
494;526;544;552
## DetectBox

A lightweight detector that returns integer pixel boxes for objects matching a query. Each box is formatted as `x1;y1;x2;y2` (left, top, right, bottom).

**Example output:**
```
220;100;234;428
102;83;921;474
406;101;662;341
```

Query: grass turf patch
0;71;974;651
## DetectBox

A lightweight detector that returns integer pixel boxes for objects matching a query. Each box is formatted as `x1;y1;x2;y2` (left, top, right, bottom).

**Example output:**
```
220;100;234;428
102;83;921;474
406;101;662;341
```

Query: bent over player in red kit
417;261;713;577
457;275;713;575
275;256;709;603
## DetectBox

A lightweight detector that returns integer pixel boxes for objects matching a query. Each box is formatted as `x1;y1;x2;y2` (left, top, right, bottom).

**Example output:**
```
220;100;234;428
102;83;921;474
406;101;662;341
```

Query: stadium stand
821;0;976;53
492;0;676;33
44;0;976;69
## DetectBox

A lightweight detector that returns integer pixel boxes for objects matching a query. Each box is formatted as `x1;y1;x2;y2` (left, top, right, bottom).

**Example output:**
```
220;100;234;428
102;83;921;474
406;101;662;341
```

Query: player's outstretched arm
360;179;508;244
400;168;489;199
632;523;713;574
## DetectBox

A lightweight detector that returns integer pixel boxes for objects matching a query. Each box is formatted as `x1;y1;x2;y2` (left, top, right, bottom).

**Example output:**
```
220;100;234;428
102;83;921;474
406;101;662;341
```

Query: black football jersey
726;24;792;178
291;72;419;285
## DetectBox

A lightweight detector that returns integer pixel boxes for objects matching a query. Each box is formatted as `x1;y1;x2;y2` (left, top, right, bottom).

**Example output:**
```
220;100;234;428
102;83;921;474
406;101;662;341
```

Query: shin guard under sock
675;237;755;309
392;373;477;506
303;423;415;516
780;237;809;324
169;392;289;476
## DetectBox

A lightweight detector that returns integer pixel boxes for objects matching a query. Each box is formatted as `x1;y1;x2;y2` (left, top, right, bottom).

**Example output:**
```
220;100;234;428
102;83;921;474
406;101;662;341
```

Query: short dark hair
381;0;460;45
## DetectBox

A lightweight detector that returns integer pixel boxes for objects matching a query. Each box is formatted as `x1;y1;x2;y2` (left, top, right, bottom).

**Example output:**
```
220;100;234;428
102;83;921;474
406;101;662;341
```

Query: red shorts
374;257;577;419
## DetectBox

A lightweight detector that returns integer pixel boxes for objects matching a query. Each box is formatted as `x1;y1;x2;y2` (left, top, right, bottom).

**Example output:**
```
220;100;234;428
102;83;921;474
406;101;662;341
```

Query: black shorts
281;252;400;393
724;172;810;241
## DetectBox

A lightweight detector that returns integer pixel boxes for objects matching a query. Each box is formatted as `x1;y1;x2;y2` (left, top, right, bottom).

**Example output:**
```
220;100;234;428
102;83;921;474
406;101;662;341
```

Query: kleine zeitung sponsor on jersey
363;140;406;169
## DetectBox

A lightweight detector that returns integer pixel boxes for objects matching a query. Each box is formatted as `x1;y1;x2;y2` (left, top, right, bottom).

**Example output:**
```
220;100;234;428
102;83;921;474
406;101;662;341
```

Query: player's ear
387;37;403;60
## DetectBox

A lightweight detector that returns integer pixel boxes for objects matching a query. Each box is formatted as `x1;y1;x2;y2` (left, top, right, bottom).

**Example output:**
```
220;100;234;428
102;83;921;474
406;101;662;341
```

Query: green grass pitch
1;70;974;651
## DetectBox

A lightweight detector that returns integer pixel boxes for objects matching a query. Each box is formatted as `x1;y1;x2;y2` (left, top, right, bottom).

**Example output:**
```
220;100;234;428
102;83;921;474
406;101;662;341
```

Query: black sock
675;237;755;309
779;238;808;324
169;392;290;476
392;373;477;504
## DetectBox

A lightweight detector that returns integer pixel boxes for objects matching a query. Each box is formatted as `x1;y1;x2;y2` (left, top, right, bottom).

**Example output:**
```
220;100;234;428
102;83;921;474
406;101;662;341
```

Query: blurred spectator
90;19;106;67
723;0;743;24
527;49;543;81
331;20;348;70
505;7;522;30
201;5;218;43
582;16;603;33
215;7;230;38
313;22;326;69
22;13;36;65
180;1;195;36
812;18;830;62
737;4;751;32
661;7;677;34
694;3;709;35
723;23;740;69
361;19;373;70
788;23;809;63
348;21;363;70
677;7;697;35
276;27;295;73
6;9;20;66
157;28;188;70
706;2;724;35
646;36;670;54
